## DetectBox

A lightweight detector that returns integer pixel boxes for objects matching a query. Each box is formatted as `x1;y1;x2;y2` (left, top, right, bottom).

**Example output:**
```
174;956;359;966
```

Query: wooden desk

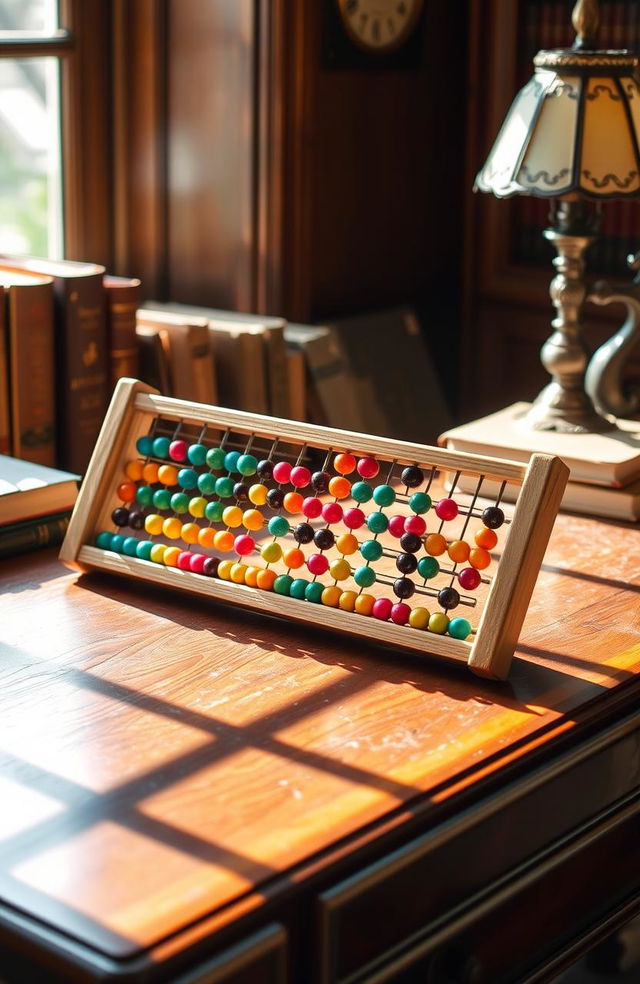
1;509;639;983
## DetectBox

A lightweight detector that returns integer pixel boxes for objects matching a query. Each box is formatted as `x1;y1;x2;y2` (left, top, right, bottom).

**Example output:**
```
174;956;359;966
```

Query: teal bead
136;485;154;506
289;578;309;600
351;481;373;503
96;531;112;549
354;566;376;588
360;539;383;562
305;581;324;603
448;617;472;640
206;447;226;470
215;476;235;498
410;492;432;514
268;515;290;537
373;484;395;507
123;536;139;556
224;450;241;473
171;492;190;514
197;472;217;495
237;453;258;476
187;443;207;466
136;435;154;456
418;556;440;579
367;511;389;534
136;540;154;560
110;534;126;552
205;500;224;522
178;467;198;489
153;488;172;510
274;574;293;595
152;436;170;458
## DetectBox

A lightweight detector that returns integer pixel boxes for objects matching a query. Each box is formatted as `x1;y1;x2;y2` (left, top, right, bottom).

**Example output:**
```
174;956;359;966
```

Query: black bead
314;527;335;551
393;577;415;600
203;557;219;577
396;552;418;574
233;482;250;502
257;458;275;480
438;586;460;610
402;465;424;488
267;488;285;508
294;522;314;544
399;531;422;553
112;507;129;527
482;505;505;529
311;470;331;494
128;510;145;530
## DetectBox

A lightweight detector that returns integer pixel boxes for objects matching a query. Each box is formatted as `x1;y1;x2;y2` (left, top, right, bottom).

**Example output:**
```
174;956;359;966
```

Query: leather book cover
104;274;141;387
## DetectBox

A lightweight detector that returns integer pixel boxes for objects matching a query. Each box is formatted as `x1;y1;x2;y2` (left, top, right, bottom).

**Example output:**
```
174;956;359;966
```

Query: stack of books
0;455;79;559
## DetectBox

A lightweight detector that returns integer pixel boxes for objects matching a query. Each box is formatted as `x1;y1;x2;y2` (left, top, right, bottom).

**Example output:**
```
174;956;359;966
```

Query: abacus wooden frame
60;379;569;680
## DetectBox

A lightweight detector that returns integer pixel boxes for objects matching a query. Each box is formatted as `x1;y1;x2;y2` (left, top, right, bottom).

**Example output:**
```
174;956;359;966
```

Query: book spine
104;278;141;387
0;285;10;454
8;281;56;466
264;327;290;418
0;511;71;559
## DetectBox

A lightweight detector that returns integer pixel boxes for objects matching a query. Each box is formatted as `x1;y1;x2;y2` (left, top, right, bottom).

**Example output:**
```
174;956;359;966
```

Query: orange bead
339;590;358;611
283;491;304;514
244;565;261;587
257;568;277;591
124;459;144;481
142;462;160;484
425;533;447;556
222;505;243;528
447;539;470;564
336;533;358;555
198;527;216;548
214;529;235;552
181;522;200;544
117;481;136;503
321;585;342;607
355;593;375;615
162;517;182;539
475;527;498;550
334;453;356;475
158;464;179;486
283;547;305;569
469;547;491;570
163;546;181;567
329;476;351;499
242;508;264;531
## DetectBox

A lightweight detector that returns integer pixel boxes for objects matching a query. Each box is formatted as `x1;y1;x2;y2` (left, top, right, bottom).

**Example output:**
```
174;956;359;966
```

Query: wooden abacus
60;379;569;680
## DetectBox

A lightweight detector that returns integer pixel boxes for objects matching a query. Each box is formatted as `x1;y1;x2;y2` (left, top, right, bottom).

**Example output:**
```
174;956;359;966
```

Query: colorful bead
257;568;277;590
237;453;258;476
351;481;373;503
189;553;207;574
267;488;285;509
112;507;129;527
387;515;405;539
145;514;164;536
402;465;424;488
274;574;293;595
372;598;392;621
428;612;449;634
152;489;171;510
355;593;375;616
391;603;411;625
360;539;383;562
435;498;458;521
290;578;309;600
150;544;166;563
367;511;388;534
244;566;261;587
203;557;220;577
152;436;170;458
218;559;234;580
136;435;154;456
215;476;235;498
357;456;379;479
233;482;250;502
268;515;290;537
314;528;335;551
273;461;292;484
322;502;343;524
224;451;241;473
330;558;351;581
170;492;190;514
396;552;418;574
438;586;460;609
158;464;179;486
336;533;358;555
393;577;415;599
142;462;160;484
188;496;207;518
248;483;268;506
197;472;217;495
311;471;331;493
404;515;426;537
334;453;356;475
198;527;216;548
447;540;470;564
261;541;282;563
136;540;154;561
128;510;145;530
373;484;395;507
163;517;183;539
418;556;440;579
482;505;505;529
125;459;144;481
177;468;198;489
354;566;376;588
234;535;255;556
329;476;351;499
469;547;491;570
136;485;154;506
181;523;200;544
409;607;430;629
206;447;225;470
283;491;304;514
283;547;305;569
169;439;188;462
400;532;422;554
293;522;314;544
205;500;224;522
425;533;447;556
242;508;264;531
290;465;311;488
321;585;342;607
214;530;235;552
339;590;358;611
96;531;113;549
177;551;193;571
305;581;324;603
256;458;275;480
117;481;136;503
307;553;329;575
222;505;243;528
449;617;471;640
475;527;498;550
409;491;431;514
163;546;181;567
458;567;481;590
302;496;323;519
187;443;207;466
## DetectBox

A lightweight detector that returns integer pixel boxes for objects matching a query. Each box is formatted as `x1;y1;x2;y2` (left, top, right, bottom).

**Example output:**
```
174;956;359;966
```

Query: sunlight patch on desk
0;776;63;841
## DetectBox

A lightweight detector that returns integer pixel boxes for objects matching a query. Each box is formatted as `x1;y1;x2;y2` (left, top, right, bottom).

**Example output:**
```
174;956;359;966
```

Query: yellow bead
125;459;144;481
339;590;358;611
283;547;305;569
214;529;235;552
163;546;181;567
330;558;351;581
218;559;234;580
321;585;341;607
283;491;304;514
181;522;200;544
162;516;183;539
248;483;268;506
188;496;207;518
428;612;450;634
244;565;261;587
257;568;277;590
145;513;164;536
198;526;216;548
355;593;375;615
336;533;358;555
150;543;166;563
242;508;264;531
158;464;178;486
409;607;430;630
222;505;243;528
261;541;282;563
142;462;160;484
230;563;247;584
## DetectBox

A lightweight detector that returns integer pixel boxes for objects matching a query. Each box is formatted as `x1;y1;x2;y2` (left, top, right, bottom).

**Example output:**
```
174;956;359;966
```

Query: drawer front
172;924;287;984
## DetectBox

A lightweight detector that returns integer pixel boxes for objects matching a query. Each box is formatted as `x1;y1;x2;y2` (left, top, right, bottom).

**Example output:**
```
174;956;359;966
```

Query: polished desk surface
0;509;639;981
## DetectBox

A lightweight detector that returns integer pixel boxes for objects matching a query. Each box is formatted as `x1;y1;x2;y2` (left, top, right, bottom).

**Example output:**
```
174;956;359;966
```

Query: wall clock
335;0;424;54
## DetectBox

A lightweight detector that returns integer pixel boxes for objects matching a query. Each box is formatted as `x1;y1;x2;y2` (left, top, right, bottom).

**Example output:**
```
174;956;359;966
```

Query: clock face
336;0;423;53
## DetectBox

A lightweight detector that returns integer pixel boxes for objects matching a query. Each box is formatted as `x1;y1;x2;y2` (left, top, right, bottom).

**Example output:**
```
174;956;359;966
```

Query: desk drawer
172;924;287;984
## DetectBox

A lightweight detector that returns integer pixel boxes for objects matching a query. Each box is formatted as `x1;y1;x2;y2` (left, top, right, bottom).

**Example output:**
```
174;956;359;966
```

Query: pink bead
322;502;343;524
391;602;411;625
290;465;311;488
404;515;426;536
372;598;393;621
169;439;188;462
189;553;207;574
307;553;329;575
302;496;323;519
357;456;379;479
459;567;482;590
234;534;255;556
343;507;365;530
435;497;459;521
272;461;292;484
177;550;193;570
388;515;406;539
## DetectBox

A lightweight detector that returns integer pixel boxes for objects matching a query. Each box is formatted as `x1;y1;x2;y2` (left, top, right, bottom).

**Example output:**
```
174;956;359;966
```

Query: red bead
372;598;393;621
388;515;406;539
169;439;188;462
435;498;459;521
334;453;356;475
117;481;136;503
357;456;379;479
189;553;207;574
343;507;365;529
459;567;482;590
234;534;255;556
272;461;292;484
302;496;323;519
322;502;343;524
307;553;329;575
290;465;311;488
404;515;426;536
177;551;193;570
391;603;411;625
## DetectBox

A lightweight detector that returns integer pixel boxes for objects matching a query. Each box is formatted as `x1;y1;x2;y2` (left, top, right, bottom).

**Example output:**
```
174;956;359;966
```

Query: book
104;274;142;388
0;510;73;559
0;270;56;467
0;454;79;526
0;285;10;455
136;323;173;394
284;322;365;430
0;255;109;475
439;402;640;489
136;310;217;405
286;345;306;421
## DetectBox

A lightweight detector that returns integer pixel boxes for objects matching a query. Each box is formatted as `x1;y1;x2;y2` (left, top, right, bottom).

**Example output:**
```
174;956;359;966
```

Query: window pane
0;0;58;34
0;56;63;256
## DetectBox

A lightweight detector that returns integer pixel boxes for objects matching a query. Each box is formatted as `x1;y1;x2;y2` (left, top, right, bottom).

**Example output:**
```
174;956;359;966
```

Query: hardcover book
0;454;79;527
104;274;142;388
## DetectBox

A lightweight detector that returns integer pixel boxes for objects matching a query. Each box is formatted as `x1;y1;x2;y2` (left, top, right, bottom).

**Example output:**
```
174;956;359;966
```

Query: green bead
360;539;383;562
136;540;154;560
205;500;224;522
215;476;235;498
153;488;172;510
237;453;258;476
136;435;154;456
351;481;373;503
289;578;309;600
268;515;290;537
122;536;139;556
110;534;126;552
171;492;190;514
206;447;225;470
410;492;432;514
197;472;217;495
448;617;472;640
418;556;440;579
96;531;112;549
367;511;388;534
305;581;324;603
224;450;241;472
274;574;293;596
178;467;198;489
354;565;376;588
187;443;207;466
136;485;154;506
373;484;395;507
152;436;170;458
